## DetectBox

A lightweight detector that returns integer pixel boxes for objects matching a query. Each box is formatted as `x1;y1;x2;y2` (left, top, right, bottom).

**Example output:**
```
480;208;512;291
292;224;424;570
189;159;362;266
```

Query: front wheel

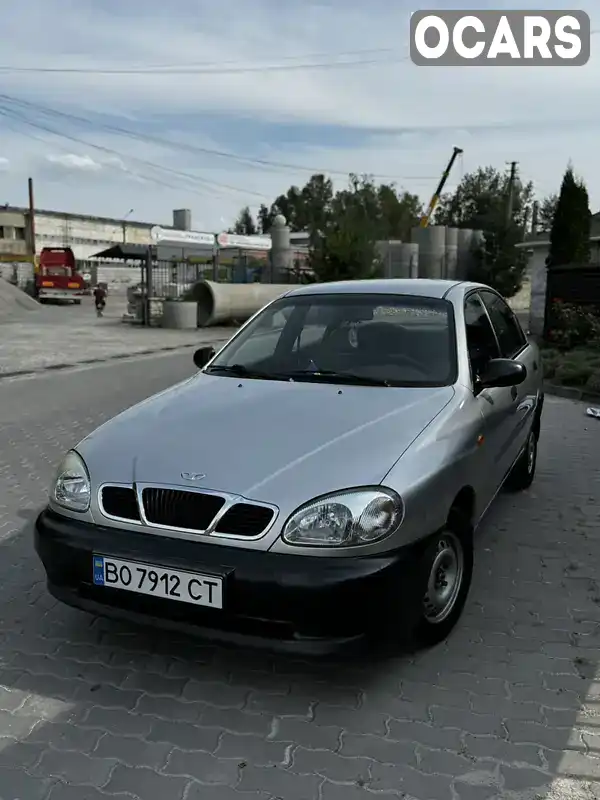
375;525;474;655
504;428;537;492
410;528;474;648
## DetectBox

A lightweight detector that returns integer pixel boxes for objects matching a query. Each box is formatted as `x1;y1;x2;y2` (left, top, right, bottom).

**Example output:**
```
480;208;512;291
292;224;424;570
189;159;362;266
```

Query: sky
0;0;598;232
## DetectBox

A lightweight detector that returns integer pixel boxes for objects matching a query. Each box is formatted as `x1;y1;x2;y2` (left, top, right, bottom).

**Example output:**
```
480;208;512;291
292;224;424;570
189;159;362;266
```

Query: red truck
35;247;85;304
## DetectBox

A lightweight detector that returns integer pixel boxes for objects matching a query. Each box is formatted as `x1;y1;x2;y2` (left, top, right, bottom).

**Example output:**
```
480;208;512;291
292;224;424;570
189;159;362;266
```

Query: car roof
283;279;488;300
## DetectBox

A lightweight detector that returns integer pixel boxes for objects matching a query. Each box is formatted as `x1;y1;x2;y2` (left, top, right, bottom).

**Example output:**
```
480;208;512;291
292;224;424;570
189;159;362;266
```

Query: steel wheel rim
527;432;536;474
423;532;464;624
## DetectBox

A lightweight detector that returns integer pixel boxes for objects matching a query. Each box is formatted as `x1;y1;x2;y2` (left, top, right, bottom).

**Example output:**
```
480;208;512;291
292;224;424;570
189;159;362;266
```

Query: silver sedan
35;279;543;654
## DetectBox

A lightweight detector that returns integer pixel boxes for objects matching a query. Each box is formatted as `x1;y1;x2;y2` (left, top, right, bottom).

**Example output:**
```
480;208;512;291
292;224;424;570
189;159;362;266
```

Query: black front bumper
35;508;426;655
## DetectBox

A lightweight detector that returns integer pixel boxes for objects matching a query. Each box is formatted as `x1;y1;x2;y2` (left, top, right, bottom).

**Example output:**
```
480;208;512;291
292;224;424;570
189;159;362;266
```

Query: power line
0;111;220;199
0;52;405;76
3;30;596;75
3;28;596;76
0;93;436;183
0;104;271;200
3;47;396;72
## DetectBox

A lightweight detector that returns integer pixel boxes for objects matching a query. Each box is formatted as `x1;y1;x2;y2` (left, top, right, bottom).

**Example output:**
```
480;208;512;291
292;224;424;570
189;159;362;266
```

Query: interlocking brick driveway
1;352;599;800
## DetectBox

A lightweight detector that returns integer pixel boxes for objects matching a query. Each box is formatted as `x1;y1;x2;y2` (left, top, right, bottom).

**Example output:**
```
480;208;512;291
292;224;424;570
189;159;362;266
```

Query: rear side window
479;291;527;358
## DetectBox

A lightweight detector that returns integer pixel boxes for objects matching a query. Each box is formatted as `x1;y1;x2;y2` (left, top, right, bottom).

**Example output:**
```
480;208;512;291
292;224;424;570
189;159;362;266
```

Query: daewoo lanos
35;279;544;654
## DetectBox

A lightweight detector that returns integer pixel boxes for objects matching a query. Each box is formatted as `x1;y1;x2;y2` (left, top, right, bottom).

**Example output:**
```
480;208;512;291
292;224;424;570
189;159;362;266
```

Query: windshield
206;293;457;388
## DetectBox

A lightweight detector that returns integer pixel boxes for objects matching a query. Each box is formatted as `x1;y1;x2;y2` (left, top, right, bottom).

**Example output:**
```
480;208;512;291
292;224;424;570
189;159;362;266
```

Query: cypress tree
548;166;590;266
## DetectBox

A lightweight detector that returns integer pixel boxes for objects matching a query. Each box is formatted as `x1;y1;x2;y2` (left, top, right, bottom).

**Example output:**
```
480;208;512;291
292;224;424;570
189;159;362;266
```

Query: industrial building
0;205;196;261
0;205;215;292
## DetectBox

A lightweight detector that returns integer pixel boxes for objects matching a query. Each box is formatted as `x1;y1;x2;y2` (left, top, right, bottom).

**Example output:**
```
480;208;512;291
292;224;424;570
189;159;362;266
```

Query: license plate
92;555;223;608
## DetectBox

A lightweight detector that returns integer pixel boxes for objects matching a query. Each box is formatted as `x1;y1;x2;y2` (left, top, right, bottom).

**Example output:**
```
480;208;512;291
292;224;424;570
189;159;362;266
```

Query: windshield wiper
282;369;390;387
205;364;390;386
204;364;283;380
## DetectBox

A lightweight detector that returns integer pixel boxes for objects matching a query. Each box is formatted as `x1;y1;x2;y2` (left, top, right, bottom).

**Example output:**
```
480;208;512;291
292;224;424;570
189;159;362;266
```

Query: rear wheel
505;427;537;492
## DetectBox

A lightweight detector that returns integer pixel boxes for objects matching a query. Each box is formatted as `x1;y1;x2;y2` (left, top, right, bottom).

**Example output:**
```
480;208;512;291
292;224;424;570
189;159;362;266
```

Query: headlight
282;488;403;547
51;450;91;513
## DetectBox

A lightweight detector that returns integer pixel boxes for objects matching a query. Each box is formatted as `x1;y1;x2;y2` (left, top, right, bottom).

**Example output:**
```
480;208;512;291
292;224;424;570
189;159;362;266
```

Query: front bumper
35;508;426;655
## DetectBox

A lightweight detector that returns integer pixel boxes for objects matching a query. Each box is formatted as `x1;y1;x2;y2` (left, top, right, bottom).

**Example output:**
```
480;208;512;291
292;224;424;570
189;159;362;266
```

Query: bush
541;347;560;378
546;301;600;350
554;361;594;386
586;369;600;393
546;348;600;388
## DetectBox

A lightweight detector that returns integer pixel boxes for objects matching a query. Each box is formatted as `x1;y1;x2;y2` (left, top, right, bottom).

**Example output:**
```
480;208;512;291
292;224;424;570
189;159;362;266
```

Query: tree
434;166;534;231
232;171;425;282
231;206;257;235
309;175;382;282
269;174;335;233
377;185;422;240
548;166;590;266
433;166;534;297
538;194;558;232
469;226;529;297
233;172;421;245
257;204;274;234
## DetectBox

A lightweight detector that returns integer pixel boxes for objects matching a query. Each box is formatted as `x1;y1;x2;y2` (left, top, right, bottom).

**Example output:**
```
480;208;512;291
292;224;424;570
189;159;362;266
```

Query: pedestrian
93;284;107;317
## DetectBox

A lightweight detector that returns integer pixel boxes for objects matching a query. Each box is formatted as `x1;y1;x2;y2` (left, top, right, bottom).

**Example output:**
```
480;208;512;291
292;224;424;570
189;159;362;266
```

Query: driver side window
464;294;500;383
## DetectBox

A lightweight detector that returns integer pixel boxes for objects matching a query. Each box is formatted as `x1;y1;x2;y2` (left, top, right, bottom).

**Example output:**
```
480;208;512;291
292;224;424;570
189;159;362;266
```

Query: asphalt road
1;353;600;800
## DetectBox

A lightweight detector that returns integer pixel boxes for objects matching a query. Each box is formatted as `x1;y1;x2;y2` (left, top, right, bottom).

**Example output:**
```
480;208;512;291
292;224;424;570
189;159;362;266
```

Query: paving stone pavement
0;296;237;376
0;353;599;800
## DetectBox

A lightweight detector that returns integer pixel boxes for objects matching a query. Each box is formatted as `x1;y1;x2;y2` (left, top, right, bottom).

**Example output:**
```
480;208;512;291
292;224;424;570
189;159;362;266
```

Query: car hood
79;374;454;507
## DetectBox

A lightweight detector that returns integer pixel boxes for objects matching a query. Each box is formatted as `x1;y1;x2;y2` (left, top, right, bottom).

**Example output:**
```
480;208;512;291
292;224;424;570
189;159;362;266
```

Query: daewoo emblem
181;472;206;481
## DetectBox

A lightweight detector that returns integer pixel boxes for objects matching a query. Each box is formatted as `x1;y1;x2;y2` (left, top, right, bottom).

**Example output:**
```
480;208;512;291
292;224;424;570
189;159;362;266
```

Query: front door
478;289;538;468
464;292;517;506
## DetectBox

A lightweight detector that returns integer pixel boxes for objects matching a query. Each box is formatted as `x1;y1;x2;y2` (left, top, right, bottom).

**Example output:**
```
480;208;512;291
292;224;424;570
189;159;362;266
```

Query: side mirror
478;358;527;389
193;346;215;369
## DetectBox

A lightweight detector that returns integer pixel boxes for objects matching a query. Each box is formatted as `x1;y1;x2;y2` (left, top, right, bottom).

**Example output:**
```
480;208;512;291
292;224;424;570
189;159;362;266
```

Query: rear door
478;289;538;468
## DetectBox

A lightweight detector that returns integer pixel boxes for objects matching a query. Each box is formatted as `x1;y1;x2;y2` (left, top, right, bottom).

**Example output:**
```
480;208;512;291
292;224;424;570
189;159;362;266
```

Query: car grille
142;487;225;531
100;486;140;521
215;503;274;536
100;486;275;537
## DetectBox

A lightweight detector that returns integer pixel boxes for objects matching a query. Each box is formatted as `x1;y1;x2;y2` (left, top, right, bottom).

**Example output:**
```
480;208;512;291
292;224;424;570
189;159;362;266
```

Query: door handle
510;386;518;400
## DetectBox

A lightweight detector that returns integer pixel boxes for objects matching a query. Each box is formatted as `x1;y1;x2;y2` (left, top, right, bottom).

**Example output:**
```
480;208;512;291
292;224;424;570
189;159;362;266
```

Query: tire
504;427;537;492
373;520;474;657
409;525;474;649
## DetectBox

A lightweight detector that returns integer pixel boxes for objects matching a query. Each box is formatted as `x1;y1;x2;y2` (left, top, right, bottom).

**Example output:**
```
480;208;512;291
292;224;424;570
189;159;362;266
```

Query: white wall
34;213;153;260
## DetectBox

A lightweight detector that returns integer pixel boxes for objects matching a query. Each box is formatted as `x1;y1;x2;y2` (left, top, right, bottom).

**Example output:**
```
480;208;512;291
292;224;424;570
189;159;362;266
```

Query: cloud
46;153;103;171
0;0;598;226
0;157;9;171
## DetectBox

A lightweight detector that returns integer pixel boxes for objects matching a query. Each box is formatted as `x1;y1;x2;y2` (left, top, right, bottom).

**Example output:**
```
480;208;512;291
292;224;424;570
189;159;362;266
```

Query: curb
0;342;204;381
544;381;600;404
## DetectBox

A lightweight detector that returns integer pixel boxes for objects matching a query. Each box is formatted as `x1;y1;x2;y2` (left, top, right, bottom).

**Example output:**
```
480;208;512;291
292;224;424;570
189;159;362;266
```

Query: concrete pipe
444;227;459;280
412;226;447;279
192;280;295;327
398;243;419;279
162;299;198;330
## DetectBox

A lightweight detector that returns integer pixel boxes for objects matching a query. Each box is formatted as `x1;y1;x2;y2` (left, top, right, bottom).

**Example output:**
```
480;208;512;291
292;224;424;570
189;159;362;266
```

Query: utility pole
505;161;518;228
122;208;134;244
27;177;36;260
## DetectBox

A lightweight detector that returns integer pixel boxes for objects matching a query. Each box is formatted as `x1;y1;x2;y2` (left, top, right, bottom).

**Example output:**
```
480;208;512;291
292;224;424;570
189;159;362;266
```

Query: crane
419;146;463;228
